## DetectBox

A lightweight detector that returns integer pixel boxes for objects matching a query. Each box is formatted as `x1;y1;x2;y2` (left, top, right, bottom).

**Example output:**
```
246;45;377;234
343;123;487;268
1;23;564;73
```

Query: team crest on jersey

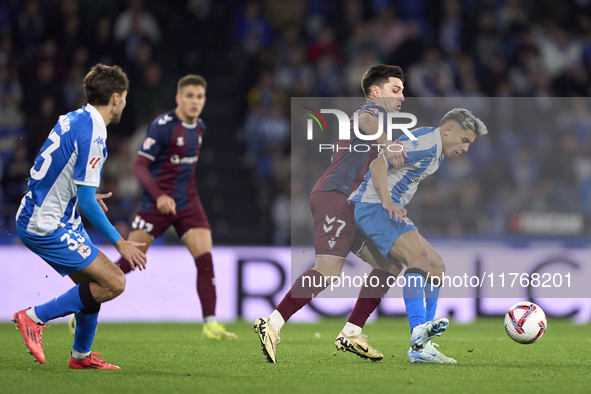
412;140;420;149
176;137;184;146
77;243;91;258
328;237;336;249
143;137;156;150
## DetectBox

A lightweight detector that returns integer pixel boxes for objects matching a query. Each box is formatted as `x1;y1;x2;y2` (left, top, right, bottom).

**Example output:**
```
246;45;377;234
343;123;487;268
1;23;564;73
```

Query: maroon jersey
137;110;204;212
311;102;388;196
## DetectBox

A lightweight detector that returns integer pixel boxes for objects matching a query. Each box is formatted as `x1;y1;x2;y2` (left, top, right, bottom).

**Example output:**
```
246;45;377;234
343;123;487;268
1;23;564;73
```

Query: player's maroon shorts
309;190;365;258
132;197;211;239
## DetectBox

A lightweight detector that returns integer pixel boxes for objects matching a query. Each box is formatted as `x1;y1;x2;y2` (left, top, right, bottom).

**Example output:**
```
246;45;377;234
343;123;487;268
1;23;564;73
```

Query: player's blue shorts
354;202;418;259
17;223;100;277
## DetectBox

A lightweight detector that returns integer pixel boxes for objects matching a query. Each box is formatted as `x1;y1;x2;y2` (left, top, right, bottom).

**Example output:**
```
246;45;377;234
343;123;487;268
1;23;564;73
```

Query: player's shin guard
425;277;440;322
275;270;327;322
115;257;133;274
347;269;395;328
34;282;92;323
403;268;427;331
195;252;216;318
73;304;101;353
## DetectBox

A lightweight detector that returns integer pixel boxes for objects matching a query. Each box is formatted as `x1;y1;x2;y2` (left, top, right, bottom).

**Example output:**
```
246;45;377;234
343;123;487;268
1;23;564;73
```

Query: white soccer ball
504;302;547;344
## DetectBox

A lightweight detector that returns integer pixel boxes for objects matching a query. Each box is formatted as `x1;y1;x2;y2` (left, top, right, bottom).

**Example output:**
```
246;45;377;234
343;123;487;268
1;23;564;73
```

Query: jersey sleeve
138;122;168;161
396;128;438;167
73;118;106;187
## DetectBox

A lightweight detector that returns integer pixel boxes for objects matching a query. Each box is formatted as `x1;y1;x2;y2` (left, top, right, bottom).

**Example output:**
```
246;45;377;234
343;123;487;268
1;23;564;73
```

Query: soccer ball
504;302;547;344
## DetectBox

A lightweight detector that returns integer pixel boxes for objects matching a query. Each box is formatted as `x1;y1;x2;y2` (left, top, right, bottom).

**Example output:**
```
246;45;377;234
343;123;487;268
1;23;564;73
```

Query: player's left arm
77;185;121;244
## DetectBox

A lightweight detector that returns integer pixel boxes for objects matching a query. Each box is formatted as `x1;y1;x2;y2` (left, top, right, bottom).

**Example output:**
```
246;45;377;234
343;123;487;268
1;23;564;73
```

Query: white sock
269;310;285;332
71;349;91;360
26;308;45;324
204;316;217;324
343;322;362;337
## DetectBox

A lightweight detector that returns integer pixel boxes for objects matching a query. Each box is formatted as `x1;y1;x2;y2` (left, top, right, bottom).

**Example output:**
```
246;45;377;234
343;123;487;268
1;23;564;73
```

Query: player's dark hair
361;65;404;97
83;64;129;106
178;74;207;92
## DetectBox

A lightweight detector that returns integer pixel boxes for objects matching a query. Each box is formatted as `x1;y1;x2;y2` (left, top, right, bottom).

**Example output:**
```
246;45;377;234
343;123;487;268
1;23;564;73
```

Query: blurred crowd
0;0;590;244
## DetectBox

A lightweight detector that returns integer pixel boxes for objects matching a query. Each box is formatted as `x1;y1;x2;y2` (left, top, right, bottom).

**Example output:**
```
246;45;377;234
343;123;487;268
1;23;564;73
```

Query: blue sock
73;309;100;353
34;285;85;323
403;271;426;331
425;281;440;322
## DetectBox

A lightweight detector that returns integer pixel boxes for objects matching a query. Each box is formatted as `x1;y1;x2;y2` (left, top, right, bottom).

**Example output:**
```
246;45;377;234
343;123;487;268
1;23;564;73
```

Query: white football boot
409;318;449;350
407;341;456;364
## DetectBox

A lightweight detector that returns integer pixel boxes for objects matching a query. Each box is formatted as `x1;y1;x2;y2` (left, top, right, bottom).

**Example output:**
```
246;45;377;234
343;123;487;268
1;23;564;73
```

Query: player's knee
107;272;126;300
408;248;430;271
429;254;446;277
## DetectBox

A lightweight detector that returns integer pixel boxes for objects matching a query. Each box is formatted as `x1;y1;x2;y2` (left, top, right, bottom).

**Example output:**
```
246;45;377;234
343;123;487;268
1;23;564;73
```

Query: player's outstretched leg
13;308;48;364
253;317;281;363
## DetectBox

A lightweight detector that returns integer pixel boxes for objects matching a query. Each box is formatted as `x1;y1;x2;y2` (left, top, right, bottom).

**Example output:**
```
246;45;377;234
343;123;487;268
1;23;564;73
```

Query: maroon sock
195;252;216;318
276;269;327;322
347;269;395;328
115;257;133;274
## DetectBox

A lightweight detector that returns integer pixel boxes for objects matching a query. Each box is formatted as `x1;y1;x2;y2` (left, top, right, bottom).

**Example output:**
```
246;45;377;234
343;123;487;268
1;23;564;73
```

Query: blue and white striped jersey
16;104;108;235
348;127;444;207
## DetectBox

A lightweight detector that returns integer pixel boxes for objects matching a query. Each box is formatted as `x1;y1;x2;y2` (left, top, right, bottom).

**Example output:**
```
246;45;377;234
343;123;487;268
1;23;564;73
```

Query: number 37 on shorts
132;215;154;233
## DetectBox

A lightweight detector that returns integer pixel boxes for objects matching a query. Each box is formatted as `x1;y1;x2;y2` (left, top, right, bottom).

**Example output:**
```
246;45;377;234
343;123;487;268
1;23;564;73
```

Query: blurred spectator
233;1;273;56
275;46;316;96
114;0;161;45
133;63;171;125
307;27;342;65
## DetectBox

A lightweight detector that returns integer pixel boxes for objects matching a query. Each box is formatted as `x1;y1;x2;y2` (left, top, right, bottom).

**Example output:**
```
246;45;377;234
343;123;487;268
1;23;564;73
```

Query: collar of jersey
182;121;197;129
85;104;106;130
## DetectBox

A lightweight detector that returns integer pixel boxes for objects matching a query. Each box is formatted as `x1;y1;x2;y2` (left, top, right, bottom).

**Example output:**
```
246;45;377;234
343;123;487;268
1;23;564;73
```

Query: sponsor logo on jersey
89;157;102;169
411;172;429;183
143;137;156;150
403;217;414;225
170;155;198;165
176;137;184;146
93;136;105;146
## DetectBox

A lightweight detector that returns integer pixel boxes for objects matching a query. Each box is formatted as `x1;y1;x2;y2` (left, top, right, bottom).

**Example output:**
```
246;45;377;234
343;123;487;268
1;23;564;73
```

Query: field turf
1;317;589;394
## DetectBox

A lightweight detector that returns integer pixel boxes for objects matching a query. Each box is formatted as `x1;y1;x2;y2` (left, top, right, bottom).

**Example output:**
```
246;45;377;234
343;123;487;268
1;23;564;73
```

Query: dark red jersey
137;110;204;212
311;102;388;196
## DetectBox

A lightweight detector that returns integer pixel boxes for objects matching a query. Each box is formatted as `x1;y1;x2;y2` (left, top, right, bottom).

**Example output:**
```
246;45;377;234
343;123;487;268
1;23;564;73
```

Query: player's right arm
133;157;177;215
135;121;177;215
369;156;406;222
358;112;407;168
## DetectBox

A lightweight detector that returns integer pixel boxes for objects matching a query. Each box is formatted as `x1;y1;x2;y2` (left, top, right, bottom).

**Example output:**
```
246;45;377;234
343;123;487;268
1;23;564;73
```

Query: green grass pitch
1;317;590;394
